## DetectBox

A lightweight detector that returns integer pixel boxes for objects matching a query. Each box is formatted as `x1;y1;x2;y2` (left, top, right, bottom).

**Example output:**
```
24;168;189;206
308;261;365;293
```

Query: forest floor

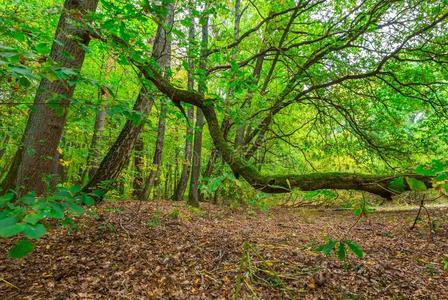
1;200;448;299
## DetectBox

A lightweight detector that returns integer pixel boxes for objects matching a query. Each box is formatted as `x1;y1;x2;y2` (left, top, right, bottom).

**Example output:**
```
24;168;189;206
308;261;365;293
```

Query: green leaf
23;223;46;240
18;77;31;87
416;165;434;176
337;242;346;261
17;192;37;205
0;192;14;207
101;19;115;31
345;240;364;258
388;177;405;192
81;194;94;206
23;212;45;225
318;238;337;256
0;216;17;228
405;177;427;192
0;223;26;238
34;42;50;54
68;185;81;194
9;239;33;258
353;207;362;216
442;183;448;192
48;202;64;219
12;30;26;42
11;65;33;77
66;201;83;216
435;173;448;182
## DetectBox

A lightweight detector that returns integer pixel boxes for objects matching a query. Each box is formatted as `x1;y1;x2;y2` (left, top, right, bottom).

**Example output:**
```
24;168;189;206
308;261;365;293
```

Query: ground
1;200;447;299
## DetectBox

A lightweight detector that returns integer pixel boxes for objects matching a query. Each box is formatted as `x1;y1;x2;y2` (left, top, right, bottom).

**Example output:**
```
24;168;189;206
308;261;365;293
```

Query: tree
2;0;99;195
83;56;115;183
3;0;441;201
188;6;209;207
132;137;145;198
83;2;175;198
130;0;446;198
173;3;196;201
141;100;168;200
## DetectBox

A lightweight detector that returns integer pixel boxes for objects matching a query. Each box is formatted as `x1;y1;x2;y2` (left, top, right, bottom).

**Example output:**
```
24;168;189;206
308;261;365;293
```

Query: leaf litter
0;201;447;299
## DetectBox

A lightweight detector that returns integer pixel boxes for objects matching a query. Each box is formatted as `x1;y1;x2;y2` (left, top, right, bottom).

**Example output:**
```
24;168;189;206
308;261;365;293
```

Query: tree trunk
173;105;194;200
139;3;174;200
172;149;179;194
3;0;99;196
141;100;168;200
164;162;171;199
204;0;246;181
136;63;435;200
49;150;65;188
173;7;196;201
118;3;439;200
188;9;209;207
82;3;174;198
83;90;154;195
87;90;106;178
188;107;204;206
132;137;144;198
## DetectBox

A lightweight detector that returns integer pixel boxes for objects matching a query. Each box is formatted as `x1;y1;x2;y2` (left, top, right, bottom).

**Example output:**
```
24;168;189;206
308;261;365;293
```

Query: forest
1;0;448;298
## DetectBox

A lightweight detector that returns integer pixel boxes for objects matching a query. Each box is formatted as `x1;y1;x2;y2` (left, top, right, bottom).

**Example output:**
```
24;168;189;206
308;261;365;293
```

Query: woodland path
1;201;447;299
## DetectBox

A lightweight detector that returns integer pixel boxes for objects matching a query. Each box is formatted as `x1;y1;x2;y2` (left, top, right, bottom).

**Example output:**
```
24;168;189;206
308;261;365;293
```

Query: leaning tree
93;0;447;199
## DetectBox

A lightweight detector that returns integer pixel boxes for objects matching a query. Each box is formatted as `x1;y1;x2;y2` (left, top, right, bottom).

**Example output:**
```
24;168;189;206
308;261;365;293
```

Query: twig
410;199;424;230
0;277;19;290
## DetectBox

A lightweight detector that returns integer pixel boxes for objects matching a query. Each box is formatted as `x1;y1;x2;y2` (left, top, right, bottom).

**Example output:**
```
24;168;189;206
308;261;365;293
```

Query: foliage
389;160;448;194
0;185;94;258
301;190;338;202
416;160;448;193
316;237;364;261
1;0;448;264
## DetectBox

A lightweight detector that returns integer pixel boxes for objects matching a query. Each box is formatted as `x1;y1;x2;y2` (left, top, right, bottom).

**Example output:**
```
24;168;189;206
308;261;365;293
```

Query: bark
141;100;168;200
188;107;204;206
139;4;175;200
164;162;172;199
132;137;144;198
203;148;219;180
83;90;154;194
188;9;209;207
50;150;65;188
4;0;99;195
172;149;179;193
87;91;106;178
173;105;194;200
208;1;260;177
231;0;241;132
173;8;195;201
83;3;174;197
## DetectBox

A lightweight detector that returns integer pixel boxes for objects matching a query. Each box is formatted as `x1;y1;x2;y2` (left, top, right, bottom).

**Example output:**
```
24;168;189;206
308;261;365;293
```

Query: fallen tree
85;1;446;199
131;62;434;199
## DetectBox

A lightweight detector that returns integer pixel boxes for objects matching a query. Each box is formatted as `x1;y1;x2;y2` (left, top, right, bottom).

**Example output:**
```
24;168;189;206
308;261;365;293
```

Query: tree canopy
0;0;447;206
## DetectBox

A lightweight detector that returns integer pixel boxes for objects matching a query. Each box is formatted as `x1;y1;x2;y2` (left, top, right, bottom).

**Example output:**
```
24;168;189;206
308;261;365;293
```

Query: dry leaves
0;201;447;299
